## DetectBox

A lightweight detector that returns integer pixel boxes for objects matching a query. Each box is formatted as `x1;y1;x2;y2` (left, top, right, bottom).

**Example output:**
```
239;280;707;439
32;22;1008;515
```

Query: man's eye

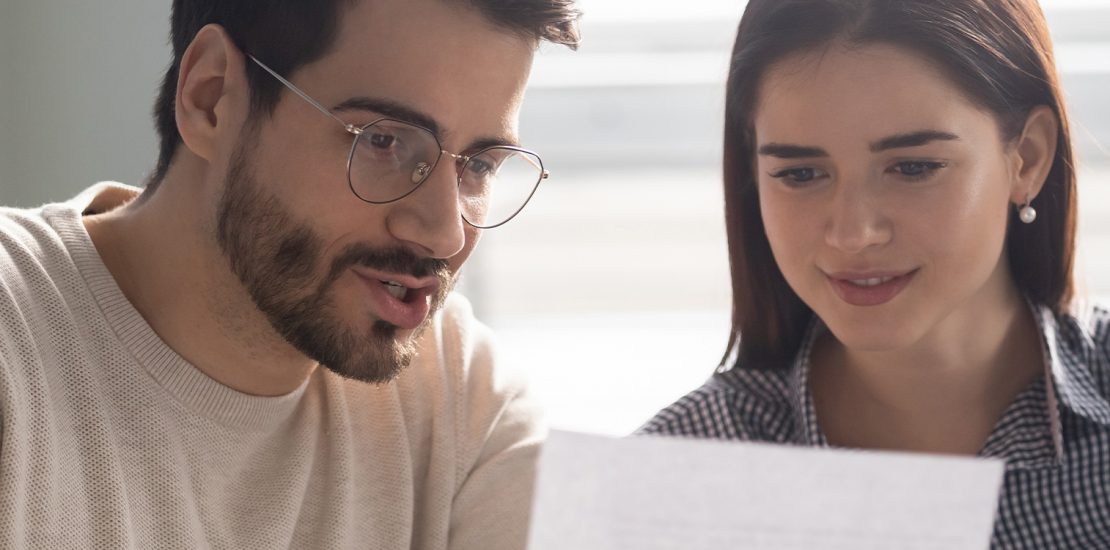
368;133;397;149
467;159;495;177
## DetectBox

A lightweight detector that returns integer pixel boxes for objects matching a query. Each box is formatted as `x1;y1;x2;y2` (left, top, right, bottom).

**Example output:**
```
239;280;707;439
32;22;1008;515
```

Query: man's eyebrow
334;96;442;135
467;136;521;152
870;130;960;152
756;144;829;158
333;96;519;151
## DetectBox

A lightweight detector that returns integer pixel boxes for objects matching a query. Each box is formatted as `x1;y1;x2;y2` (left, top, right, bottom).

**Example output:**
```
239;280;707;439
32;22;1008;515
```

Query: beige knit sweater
0;184;544;549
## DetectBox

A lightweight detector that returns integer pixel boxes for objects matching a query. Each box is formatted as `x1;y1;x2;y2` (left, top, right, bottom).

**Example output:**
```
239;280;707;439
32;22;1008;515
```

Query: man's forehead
300;0;531;149
329;0;518;56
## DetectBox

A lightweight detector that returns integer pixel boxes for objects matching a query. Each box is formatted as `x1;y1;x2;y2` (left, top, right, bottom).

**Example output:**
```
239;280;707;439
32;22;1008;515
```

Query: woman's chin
821;318;922;354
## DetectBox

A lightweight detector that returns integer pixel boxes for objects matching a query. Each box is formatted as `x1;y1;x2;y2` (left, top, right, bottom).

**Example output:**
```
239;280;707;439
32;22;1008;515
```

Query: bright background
2;1;1108;435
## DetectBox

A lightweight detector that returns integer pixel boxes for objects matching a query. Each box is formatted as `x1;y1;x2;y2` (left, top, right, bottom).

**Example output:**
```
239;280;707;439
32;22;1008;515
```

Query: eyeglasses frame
247;54;549;229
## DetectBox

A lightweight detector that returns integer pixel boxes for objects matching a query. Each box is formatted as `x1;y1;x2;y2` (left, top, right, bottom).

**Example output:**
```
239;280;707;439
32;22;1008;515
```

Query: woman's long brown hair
721;0;1077;370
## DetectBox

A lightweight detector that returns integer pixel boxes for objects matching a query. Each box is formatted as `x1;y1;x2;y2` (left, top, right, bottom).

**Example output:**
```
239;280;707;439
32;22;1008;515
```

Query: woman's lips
824;269;919;307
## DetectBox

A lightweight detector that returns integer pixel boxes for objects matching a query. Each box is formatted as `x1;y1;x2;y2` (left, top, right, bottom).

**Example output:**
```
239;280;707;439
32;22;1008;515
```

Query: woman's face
753;43;1029;352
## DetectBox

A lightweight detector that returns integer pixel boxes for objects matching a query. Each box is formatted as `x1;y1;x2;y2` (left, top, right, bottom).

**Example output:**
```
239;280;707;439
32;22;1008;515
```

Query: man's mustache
321;243;452;292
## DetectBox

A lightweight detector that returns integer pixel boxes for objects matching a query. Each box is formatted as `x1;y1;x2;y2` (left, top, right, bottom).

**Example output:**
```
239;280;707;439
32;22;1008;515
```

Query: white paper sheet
527;430;1004;550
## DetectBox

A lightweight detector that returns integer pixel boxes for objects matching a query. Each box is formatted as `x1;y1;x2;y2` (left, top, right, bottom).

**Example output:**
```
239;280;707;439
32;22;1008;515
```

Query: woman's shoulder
637;365;802;443
1057;300;1110;357
1086;301;1110;345
1051;300;1110;402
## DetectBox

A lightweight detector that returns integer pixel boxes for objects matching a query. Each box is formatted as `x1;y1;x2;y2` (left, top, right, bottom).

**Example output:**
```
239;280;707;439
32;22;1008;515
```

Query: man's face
214;0;535;383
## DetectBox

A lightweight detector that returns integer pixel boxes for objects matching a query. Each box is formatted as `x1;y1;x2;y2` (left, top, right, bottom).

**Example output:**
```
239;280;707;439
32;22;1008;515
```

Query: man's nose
386;157;468;260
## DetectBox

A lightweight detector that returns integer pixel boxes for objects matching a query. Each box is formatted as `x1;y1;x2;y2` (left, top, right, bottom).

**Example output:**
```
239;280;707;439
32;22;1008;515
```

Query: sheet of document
527;430;1004;550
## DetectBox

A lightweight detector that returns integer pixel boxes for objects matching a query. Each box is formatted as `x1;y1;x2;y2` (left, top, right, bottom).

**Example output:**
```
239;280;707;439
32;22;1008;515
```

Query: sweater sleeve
445;309;545;550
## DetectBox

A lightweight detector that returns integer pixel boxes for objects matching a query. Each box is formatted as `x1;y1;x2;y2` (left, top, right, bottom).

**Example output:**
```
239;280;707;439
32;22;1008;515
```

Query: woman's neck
810;269;1044;455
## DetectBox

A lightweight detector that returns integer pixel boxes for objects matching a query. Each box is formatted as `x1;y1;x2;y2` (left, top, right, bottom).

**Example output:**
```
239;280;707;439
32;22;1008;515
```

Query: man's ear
174;24;250;163
1008;105;1059;205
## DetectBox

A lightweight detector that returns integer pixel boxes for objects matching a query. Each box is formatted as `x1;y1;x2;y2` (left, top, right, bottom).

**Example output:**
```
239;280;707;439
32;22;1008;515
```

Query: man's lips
351;267;441;330
351;267;440;293
823;268;919;307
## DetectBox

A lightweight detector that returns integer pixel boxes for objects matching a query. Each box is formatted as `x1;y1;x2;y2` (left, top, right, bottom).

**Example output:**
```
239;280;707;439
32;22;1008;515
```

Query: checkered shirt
639;302;1110;548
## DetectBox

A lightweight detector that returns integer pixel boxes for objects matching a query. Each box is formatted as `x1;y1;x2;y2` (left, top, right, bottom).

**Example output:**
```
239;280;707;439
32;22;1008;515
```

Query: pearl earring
1019;196;1037;224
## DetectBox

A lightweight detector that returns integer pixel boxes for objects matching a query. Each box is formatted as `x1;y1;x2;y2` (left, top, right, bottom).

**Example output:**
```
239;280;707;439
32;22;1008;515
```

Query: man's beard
214;143;454;384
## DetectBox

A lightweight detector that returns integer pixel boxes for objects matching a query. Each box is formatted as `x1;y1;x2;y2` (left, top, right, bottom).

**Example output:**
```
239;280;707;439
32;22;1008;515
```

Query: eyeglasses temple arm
522;154;550;179
248;55;362;135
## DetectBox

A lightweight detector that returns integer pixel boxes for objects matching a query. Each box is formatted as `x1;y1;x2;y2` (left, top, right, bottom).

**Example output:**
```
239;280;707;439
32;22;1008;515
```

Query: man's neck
83;166;318;396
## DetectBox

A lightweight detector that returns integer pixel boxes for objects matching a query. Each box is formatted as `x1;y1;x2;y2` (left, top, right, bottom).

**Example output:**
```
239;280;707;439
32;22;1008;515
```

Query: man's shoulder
0;193;112;376
340;292;530;424
0;206;61;375
337;292;542;505
0;184;135;304
0;204;53;259
0;191;95;277
0;198;84;293
0;183;135;260
431;292;487;350
0;204;63;306
408;293;525;402
417;292;491;372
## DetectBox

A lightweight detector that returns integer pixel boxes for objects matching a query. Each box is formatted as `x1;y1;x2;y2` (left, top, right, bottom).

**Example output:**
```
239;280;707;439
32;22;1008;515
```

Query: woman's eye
890;160;947;180
768;167;827;187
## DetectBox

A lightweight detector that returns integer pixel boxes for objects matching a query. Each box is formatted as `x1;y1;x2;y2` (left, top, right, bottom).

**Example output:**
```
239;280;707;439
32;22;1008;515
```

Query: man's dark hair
148;0;581;191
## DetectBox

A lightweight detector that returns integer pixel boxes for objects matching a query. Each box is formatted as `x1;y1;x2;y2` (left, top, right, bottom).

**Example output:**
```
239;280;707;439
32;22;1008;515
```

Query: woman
640;0;1109;546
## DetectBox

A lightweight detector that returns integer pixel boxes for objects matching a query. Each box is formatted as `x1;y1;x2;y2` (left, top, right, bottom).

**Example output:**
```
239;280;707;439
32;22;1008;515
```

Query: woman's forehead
752;43;993;148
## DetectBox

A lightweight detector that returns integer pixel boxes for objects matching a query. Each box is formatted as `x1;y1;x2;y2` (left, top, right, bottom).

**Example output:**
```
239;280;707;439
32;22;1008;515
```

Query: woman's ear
1009;105;1059;205
174;24;250;164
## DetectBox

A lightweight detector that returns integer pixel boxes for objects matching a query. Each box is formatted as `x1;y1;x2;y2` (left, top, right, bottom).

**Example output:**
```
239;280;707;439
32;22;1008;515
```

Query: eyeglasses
248;55;549;229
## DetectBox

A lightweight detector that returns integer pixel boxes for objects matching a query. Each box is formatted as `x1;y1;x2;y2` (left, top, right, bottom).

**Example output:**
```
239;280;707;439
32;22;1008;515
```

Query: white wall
0;1;171;207
0;4;13;194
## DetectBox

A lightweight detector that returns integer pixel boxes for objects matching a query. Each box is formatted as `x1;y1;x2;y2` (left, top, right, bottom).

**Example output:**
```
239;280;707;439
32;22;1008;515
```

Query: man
0;0;579;548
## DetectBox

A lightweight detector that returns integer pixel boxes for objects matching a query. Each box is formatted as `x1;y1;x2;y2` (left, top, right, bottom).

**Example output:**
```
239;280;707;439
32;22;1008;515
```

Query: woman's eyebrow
870;130;960;152
757;130;960;159
756;144;829;158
